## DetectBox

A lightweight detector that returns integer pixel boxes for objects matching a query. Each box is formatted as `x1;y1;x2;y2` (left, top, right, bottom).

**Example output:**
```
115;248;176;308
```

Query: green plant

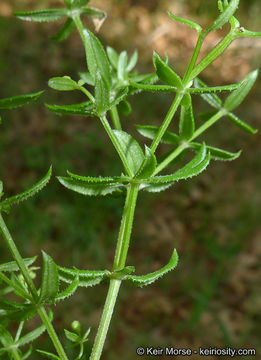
0;0;260;359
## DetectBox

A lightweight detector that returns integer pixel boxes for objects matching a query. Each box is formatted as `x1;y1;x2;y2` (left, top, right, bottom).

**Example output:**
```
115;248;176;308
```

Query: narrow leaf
179;97;195;140
79;72;94;86
189;82;241;94
135;146;157;179
190;142;241;161
48;76;80;91
153;52;182;88
57;177;123;196
39;251;59;303
126;50;138;72
1;167;52;213
129;81;177;93
55;275;79;302
118;100;132;116
224;70;258;111
16;324;47;347
37;350;61;360
168;12;202;33
206;0;240;33
46;102;95;117
227;112;258;134
67;172;126;184
83;29;112;87
108;88;128;111
112;130;144;175
106;46;119;69
117;51;128;81
136;125;181;145
14;9;68;22
51;18;75;41
21;345;33;360
95;71;110;115
149;144;210;184
140;183;173;193
0;91;44;109
126;250;179;287
0;257;37;272
64;329;80;343
194;78;222;108
58;266;110;287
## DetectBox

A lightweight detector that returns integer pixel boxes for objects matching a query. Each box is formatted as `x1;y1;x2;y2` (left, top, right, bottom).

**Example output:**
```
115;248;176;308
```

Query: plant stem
0;214;69;360
150;92;184;153
153;144;186;176
90;184;139;360
100;115;133;176
154;110;224;174
188;32;234;81
109;106;122;130
183;31;206;84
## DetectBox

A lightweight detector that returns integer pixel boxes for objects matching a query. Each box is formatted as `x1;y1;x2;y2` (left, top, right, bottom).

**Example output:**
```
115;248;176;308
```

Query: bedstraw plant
0;0;260;359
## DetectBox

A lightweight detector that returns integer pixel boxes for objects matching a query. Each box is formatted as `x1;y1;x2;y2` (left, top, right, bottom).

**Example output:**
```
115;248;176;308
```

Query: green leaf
3;304;38;322
64;329;80;343
14;8;68;22
190;142;241;161
189;82;241;94
168;12;202;33
118;100;132;116
0;91;44;109
82;29;112;87
95;71;110;115
39;252;59;303
227;112;258;134
0;256;37;272
16;323;47;347
135;146;157;179
57;177;124;196
126;250;179;287
58;266;110;287
117;51;128;81
0;324;13;347
129;81;177;93
106;46;119;69
1;167;52;213
179;96;195;140
37;350;61;360
194;78;222;109
148;144;210;184
205;0;239;33
67;172;126;184
136;125;181;145
46;101;95;117
236;29;261;38
51;18;75;41
153;52;182;88
55;275;79;302
112;130;145;175
224;70;258;111
108;88;128;112
71;0;90;8
140;183;173;193
48;76;80;91
126;50;138;72
79;72;94;86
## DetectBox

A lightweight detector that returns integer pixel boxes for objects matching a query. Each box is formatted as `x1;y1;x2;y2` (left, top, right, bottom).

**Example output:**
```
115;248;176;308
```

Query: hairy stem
90;184;139;360
0;214;69;360
109;106;122;130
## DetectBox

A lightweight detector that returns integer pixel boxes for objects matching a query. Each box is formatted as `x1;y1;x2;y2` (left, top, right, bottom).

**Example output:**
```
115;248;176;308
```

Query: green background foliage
0;0;261;358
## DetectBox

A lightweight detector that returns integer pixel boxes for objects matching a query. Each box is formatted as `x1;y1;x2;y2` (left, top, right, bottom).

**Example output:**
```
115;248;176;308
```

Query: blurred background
0;0;260;359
